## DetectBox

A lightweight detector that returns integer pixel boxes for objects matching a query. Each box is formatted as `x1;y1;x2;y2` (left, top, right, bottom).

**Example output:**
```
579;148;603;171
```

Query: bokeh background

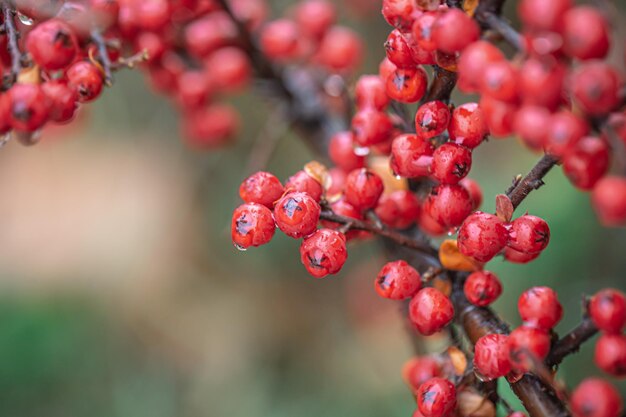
0;1;625;416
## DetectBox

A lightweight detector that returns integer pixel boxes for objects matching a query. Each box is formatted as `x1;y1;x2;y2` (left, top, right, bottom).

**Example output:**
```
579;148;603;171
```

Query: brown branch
90;29;114;87
506;155;559;210
423;66;457;103
476;11;523;51
546;318;598;367
2;2;23;87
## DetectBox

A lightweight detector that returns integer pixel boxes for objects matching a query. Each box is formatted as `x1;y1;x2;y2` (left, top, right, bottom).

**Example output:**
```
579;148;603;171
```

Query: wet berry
457;41;505;93
375;190;421;229
544;110;589;158
513;105;551;151
403;356;442;392
457;212;508;263
594;334;626;377
274;192;321;238
507;326;551;373
355;75;390;111
592;176;626;227
416;377;457;417
391;133;435;178
352;109;393;146
26;19;78;71
375;260;422;300
570;62;623;116
460;178;483;210
563;137;610;190
409;287;454;336
415;100;450;140
317;26;363;73
504;247;541;264
41;80;78;124
285;171;324;202
329;131;366;172
448;103;489;149
507;215;550;254
426;184;473;228
385;67;428;103
571;378;623;417
8;83;51;133
239;171;284;208
589;289;626;334
300;229;348;278
66;61;104;103
518;286;563;330
474;334;511;380
231;203;276;249
464;271;503;307
430;143;472;185
431;9;479;54
344;168;385;211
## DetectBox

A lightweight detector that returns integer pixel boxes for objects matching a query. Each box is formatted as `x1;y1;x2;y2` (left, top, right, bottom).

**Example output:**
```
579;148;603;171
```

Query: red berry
592;176;626;227
518;287;563;330
134;31;166;65
474;334;511;380
379;57;397;81
507;215;550;254
329;131;366;172
415;100;450;140
448;103;489;149
457;41;504;93
412;12;439;53
134;0;170;31
480;60;519;103
570;62;623;116
317;26;363;73
519;57;566;111
231;203;276;249
352;109;393;146
26;19;78;71
409;287;454;336
464;271;503;307
589;289;626;334
416;377;457;417
204;47;252;93
460;178;482;210
563;137;610;190
385;67;428;103
430;143;472;185
562;7;610;60
513;105;551;151
176;70;214;110
344;168;385;211
594;334;626;377
182;105;239;149
375;260;422;300
0;94;11;134
544;110;589;158
293;0;336;39
457;212;508;263
426;184;473;228
571;378;623;417
402;356;442;392
431;9;479;54
41;80;78;124
375;190;421;229
66;61;104;103
479;95;516;138
355;75;390;111
8;83;51;133
382;0;417;30
385;29;417;69
504;247;541;264
285;170;324;202
239;171;284;208
300;229;348;278
518;0;571;31
507;326;551;373
390;134;435;178
274;192;321;238
260;19;300;60
418;201;446;236
184;13;237;58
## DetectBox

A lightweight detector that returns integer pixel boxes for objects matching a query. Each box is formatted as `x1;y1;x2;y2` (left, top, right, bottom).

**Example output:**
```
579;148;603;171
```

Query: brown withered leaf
439;240;483;272
304;161;332;190
463;0;480;17
495;194;514;222
458;390;496;417
447;346;468;375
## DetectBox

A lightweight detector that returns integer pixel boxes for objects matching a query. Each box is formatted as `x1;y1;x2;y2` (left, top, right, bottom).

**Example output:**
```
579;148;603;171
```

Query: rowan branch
476;11;524;51
90;29;114;87
506;155;559;210
423;66;457;103
546;318;598;367
1;2;23;87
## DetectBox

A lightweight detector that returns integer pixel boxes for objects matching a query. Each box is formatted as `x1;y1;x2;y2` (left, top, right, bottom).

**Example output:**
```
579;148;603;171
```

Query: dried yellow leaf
447;346;468;375
304;161;331;190
369;156;408;194
439;239;483;272
17;65;41;84
463;0;480;17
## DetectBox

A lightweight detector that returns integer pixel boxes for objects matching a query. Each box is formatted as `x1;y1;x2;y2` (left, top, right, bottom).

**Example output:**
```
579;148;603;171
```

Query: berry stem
546;318;598;367
1;2;23;87
506;154;559;210
476;11;524;51
90;29;114;87
423;66;457;103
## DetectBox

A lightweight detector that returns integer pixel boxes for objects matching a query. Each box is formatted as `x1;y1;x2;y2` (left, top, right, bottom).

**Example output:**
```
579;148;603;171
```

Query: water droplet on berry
17;12;34;26
473;368;491;382
354;146;370;156
234;243;247;252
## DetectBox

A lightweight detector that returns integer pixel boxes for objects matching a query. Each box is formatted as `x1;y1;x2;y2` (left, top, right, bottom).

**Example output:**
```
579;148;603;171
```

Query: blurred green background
0;1;624;416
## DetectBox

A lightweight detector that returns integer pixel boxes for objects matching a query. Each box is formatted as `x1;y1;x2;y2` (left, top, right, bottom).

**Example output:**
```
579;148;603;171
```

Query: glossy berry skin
594;334;626;377
355;75;389;111
300;229;347;278
448;103;489;149
66;61;104;103
589;289;626;334
285;171;323;202
430;143;472;185
375;260;422;300
415;101;450;140
385;67;428;103
504;247;541;264
385;30;417;69
507;215;550;255
570;62;623;116
431;9;479;54
274;192;321;238
480;60;519;103
514;105;552;151
412;12;439;52
231;203;276;249
519;57;566;111
41;81;78;124
402;356;441;392
8;83;51;133
416;377;457;417
457;41;505;93
474;334;511;380
419;202;446;236
563;137;610;190
507;326;551;373
409;287;454;336
518;0;571;32
545;111;589;158
571;378;623;417
390;134;435;178
382;0;416;30
464;271;503;307
375;190;420;229
479;96;515;138
239;171;284;208
457;212;508;263
592;176;626;227
460;178;483;210
518;287;563;330
562;7;610;60
26;20;77;71
329;131;365;172
259;19;300;60
344;169;384;211
426;184;473;228
352;109;393;146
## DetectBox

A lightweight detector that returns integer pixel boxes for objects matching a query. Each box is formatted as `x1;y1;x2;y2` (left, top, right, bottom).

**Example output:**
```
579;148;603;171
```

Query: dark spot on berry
377;274;389;289
307;253;327;269
283;197;303;218
453;162;468;178
393;73;406;90
12;103;33;121
421;389;437;405
236;215;252;236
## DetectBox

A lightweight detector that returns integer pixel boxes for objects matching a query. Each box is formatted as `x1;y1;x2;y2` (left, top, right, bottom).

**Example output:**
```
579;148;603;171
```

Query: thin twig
90;29;114;86
546;318;598;367
2;2;23;87
476;11;524;51
423;66;458;103
506;155;559;210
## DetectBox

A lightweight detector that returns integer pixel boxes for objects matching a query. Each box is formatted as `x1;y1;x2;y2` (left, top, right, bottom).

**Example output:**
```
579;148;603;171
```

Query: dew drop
473;368;492;383
354;146;370;156
234;243;248;252
394;175;402;180
17;12;34;26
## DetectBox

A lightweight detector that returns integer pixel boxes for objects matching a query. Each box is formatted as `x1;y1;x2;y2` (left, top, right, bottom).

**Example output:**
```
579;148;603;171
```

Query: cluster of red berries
589;289;626;378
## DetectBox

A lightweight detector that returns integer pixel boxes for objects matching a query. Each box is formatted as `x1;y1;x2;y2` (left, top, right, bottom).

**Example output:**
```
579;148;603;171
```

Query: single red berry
457;212;508;263
285;171;324;202
409;287;454;336
571;378;623;417
8;83;51;133
402;356;442;392
431;8;479;54
300;229;348;278
134;31;166;65
239;171;284;208
416;377;457;417
375;260;422;300
519;57;566;111
390;133;435;178
544;110;589;158
474;334;511;380
457;41;505;93
480;60;519;103
504;247;541;264
594;334;626;377
464;271;503;307
293;0;336;39
182;105;239;149
274;192;321;238
385;67;428;103
589;289;626;334
507;326;551;373
66;61;104;103
430;143;472;185
0;94;11;134
355;75;390;111
592;176;626;227
570;62;623;116
563;137;610;190
176;70;214;110
415;100;450;140
513;105;551;151
344;168;384;211
409;39;436;66
204;47;252;93
329;131;366;172
382;0;417;30
385;29;417;69
317;26;363;73
518;287;563;330
231;203;276;249
426;184;473;228
562;7;610;60
231;0;268;30
352;109;393;146
133;0;170;31
479;95;516;138
26;19;78;71
41;80;78;124
412;12;439;52
375;190;421;229
184;13;237;58
507;215;550;255
460;178;482;210
518;0;571;32
448;103;489;149
260;19;300;60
